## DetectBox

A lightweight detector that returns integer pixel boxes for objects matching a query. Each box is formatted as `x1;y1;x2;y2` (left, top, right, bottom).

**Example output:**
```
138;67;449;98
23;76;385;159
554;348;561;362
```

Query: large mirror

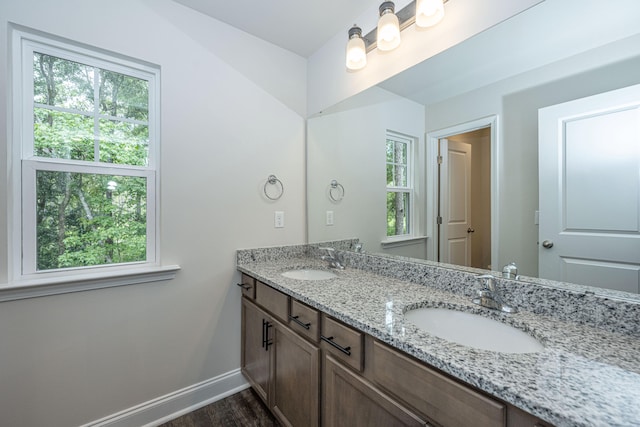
307;0;640;296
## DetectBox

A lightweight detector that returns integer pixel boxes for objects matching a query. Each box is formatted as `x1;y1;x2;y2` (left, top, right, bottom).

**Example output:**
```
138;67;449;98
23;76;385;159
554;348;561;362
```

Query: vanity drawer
238;274;256;299
370;339;505;427
289;299;320;343
255;280;289;322
321;315;364;372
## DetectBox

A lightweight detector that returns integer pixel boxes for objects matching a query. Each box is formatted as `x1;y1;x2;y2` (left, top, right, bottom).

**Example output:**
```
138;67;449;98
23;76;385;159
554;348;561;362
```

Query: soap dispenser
502;262;518;280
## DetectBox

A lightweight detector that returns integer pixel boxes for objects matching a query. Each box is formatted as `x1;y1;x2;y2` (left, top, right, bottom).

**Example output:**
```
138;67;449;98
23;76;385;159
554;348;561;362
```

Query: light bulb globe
377;4;401;51
416;0;445;28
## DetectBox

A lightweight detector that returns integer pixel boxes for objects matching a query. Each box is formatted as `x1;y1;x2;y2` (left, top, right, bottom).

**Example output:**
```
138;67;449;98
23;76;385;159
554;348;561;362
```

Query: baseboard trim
82;369;249;427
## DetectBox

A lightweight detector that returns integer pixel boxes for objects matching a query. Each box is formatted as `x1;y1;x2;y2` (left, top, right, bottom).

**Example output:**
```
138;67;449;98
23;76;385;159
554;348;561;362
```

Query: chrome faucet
319;247;345;270
472;274;517;313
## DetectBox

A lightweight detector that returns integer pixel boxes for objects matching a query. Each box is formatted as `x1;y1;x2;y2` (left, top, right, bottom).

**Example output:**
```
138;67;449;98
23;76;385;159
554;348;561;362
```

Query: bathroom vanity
237;245;640;427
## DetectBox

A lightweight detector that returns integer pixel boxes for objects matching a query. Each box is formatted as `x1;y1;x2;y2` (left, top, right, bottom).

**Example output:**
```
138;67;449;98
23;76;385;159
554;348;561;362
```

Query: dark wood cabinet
241;283;320;427
241;297;271;403
366;337;505;427
323;354;426;427
320;315;364;372
272;321;320;427
507;406;553;427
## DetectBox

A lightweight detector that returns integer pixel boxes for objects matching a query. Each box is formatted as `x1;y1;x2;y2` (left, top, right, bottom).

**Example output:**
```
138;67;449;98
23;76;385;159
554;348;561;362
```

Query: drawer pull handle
289;315;311;330
236;282;252;290
321;335;351;356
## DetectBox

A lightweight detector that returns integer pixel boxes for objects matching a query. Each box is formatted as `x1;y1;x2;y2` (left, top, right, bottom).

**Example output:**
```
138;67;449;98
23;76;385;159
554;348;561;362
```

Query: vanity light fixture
346;25;367;70
377;2;401;51
415;0;445;27
346;0;449;70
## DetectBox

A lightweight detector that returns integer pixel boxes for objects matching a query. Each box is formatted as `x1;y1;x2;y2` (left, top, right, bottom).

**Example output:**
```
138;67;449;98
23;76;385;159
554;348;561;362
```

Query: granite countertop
237;253;640;427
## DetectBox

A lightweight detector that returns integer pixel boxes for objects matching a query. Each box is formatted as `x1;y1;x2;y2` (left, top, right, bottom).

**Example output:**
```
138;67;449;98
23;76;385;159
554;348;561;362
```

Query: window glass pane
386;192;410;236
33;53;94;111
36;171;147;271
99;119;149;166
99;70;149;121
386;140;394;162
34;108;94;160
394;164;407;187
386;139;408;187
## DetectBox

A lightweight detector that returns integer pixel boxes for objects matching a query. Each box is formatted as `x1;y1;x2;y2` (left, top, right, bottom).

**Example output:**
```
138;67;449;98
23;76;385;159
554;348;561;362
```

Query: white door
440;139;472;266
538;84;640;293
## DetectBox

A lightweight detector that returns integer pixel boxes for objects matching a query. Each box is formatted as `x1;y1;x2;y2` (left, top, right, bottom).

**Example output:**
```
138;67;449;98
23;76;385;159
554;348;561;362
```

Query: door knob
542;240;554;249
467;227;475;233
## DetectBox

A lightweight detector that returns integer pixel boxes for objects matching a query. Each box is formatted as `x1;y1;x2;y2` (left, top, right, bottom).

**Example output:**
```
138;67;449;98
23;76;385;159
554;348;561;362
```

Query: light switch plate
326;210;334;226
275;211;284;228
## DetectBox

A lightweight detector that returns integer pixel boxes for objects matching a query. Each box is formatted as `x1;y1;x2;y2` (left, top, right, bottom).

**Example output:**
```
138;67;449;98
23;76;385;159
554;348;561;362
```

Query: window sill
381;236;428;249
0;265;181;302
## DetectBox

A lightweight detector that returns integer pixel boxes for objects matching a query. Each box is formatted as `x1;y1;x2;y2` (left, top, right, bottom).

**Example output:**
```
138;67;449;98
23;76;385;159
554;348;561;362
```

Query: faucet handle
476;274;497;291
319;247;336;258
476;289;492;298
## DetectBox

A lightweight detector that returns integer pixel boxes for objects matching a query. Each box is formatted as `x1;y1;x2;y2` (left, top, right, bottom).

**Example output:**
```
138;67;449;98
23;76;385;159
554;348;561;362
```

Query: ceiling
172;0;379;57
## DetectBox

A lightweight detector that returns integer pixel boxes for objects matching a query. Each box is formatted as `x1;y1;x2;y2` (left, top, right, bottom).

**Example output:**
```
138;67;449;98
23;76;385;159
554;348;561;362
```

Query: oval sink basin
404;308;543;354
281;269;337;280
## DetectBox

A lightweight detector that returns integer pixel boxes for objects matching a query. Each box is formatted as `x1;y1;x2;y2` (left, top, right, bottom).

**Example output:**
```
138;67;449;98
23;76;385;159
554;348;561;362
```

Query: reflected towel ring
264;174;284;200
329;180;345;202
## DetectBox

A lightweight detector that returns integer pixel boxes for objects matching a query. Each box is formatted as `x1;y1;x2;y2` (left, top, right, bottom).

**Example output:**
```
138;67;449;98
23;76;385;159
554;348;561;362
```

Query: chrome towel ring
264;174;284;200
329;180;345;202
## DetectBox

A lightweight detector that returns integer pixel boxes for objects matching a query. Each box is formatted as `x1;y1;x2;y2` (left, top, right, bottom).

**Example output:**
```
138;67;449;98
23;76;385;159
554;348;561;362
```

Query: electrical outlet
274;211;284;228
326;210;334;226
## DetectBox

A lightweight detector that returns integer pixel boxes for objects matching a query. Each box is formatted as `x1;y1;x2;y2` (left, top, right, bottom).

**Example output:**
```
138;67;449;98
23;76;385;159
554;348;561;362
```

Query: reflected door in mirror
539;84;640;293
440;139;472;266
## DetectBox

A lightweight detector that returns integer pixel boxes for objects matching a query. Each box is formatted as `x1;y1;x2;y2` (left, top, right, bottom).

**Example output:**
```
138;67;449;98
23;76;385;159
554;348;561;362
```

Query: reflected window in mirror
386;132;415;237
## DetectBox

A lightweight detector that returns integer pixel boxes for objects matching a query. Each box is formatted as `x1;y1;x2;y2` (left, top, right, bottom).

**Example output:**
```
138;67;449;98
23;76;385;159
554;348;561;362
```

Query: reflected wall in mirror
308;88;427;259
307;0;640;296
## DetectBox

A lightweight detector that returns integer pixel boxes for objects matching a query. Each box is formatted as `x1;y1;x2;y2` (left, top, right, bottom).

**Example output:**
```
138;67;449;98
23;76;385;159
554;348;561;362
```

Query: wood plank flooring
159;388;280;427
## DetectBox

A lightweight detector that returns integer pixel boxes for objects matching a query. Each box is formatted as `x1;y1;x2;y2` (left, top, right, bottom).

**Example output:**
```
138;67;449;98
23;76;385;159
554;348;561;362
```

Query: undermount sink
281;269;337;281
404;308;544;354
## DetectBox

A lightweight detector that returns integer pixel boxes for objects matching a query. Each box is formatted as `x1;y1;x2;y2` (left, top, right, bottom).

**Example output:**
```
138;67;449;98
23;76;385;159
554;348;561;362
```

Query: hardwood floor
159;388;280;427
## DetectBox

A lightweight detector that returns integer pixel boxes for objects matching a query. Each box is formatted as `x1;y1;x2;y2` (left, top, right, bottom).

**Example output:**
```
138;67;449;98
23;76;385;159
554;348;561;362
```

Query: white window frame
5;27;178;301
385;132;416;241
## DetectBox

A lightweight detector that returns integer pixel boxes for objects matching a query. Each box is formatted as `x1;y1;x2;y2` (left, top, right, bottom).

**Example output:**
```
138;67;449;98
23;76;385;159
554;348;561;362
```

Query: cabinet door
241;298;272;404
507;405;552;427
272;323;320;427
323;354;426;427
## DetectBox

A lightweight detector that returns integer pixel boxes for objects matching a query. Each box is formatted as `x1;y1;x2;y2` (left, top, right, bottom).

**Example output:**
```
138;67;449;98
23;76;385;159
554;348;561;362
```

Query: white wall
307;87;425;257
0;1;306;426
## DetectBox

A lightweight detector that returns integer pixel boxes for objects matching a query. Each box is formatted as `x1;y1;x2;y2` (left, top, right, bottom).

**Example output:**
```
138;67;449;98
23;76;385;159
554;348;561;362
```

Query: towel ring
264;174;284;200
329;180;345;202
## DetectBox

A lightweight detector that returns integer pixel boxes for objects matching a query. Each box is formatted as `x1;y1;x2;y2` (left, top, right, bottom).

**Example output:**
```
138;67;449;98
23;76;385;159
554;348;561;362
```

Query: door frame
426;116;498;268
